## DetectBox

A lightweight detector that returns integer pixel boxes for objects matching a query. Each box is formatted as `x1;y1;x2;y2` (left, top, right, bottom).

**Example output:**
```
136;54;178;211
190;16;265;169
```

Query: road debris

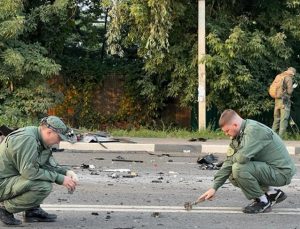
104;169;131;173
122;172;138;178
80;163;96;170
184;199;204;211
151;212;160;218
105;169;138;178
94;157;105;160
151;180;163;183
197;154;222;170
113;227;135;229
183;149;191;153
110;173;120;179
112;158;144;163
188;137;207;142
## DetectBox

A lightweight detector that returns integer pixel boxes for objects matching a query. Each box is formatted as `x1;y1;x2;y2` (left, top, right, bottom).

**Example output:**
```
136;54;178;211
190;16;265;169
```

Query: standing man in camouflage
198;109;296;213
0;116;79;226
272;67;297;137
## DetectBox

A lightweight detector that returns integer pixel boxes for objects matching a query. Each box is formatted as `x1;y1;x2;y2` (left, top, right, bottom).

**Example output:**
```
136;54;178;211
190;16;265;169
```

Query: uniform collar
38;127;50;149
233;119;247;141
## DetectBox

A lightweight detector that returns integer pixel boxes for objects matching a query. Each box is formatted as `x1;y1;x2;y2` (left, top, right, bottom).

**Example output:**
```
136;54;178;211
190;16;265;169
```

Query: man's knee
30;181;53;196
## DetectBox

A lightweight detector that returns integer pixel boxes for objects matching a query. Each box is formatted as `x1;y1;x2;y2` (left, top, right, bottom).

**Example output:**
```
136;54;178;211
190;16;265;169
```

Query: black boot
0;206;22;225
23;205;57;222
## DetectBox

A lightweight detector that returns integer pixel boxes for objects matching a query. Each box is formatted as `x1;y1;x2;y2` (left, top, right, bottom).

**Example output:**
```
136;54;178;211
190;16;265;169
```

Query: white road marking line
41;204;300;215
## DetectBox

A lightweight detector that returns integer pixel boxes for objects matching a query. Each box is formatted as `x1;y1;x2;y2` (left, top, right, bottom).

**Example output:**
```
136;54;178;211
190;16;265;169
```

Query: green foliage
205;27;292;116
103;0;198;122
103;0;300;119
0;79;62;127
1;0;300;129
0;0;72;126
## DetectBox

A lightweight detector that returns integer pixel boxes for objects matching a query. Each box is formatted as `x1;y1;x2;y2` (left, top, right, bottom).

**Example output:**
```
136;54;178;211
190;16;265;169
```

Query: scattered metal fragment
91;212;99;216
113;227;135;229
184;199;204;211
112;159;144;163
80;163;96;170
104;169;131;173
122;172;138;178
184;202;194;211
197;154;218;164
151;180;162;183
197;154;222;170
151;212;160;218
188;137;207;142
110;173;120;179
94;157;105;160
148;153;171;157
90;171;100;175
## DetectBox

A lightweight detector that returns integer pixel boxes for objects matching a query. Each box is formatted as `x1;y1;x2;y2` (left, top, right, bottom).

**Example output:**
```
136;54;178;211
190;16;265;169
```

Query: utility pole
198;0;206;130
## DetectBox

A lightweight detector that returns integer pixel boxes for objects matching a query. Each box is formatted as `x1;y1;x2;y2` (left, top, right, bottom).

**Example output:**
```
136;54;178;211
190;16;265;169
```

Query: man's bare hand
197;188;216;202
63;176;77;191
66;170;79;184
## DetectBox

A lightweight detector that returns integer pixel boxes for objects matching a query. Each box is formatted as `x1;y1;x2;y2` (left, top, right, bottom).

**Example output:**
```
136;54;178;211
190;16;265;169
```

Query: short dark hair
219;109;238;127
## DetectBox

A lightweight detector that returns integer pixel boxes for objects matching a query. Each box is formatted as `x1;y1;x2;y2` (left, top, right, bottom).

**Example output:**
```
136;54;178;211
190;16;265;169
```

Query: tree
103;0;300;119
0;0;70;126
102;0;198;122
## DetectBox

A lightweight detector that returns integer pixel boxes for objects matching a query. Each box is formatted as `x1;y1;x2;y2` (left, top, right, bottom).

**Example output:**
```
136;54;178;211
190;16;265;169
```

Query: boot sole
243;205;272;214
23;217;57;223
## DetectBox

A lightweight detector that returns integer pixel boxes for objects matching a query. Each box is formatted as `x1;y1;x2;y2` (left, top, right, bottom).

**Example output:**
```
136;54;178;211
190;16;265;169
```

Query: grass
109;127;300;140
109;127;227;139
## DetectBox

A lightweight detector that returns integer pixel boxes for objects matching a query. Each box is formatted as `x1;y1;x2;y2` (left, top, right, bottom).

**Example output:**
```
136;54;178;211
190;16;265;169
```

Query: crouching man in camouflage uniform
198;109;296;213
0;116;78;225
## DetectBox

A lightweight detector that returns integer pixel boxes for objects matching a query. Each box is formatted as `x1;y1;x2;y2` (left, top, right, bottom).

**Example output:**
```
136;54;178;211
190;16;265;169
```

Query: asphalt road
8;150;300;229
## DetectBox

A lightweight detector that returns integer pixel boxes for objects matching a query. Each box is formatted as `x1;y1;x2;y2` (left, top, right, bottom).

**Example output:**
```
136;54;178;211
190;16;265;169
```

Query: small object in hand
184;202;193;211
184;200;203;211
68;188;74;194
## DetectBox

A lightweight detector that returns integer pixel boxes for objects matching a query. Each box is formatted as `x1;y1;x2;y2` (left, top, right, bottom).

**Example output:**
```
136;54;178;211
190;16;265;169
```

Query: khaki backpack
268;72;290;99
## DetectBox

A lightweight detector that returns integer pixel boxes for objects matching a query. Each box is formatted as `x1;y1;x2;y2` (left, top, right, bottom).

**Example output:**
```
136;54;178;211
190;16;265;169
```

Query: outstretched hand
197;188;216;202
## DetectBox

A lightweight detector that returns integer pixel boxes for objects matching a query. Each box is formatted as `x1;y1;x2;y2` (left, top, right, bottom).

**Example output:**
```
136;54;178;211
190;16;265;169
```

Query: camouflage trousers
228;162;292;200
0;176;52;213
272;98;291;137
